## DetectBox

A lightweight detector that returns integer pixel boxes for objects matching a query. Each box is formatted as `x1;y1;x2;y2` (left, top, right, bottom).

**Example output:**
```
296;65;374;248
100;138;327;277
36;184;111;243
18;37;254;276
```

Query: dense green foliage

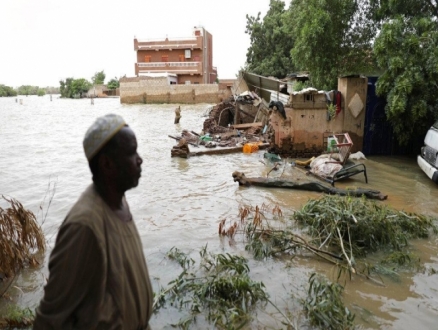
245;0;296;78
107;77;119;90
17;85;47;96
59;78;92;98
245;0;376;88
290;0;376;90
92;70;106;85
303;273;355;329
0;84;17;97
154;246;269;329
372;1;438;143
1;305;35;328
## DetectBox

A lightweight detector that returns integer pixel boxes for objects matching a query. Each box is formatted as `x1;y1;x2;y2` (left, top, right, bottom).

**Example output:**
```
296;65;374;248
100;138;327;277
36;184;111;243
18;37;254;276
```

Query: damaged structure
242;72;368;156
193;72;368;158
168;72;384;195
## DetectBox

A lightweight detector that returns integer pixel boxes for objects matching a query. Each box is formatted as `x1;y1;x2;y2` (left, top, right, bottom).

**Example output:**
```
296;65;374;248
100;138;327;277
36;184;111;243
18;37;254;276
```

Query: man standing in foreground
34;114;153;329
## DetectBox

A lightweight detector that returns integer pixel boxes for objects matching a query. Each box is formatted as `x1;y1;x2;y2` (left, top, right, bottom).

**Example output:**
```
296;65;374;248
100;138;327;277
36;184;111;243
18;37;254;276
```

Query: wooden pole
174;106;181;124
234;103;240;125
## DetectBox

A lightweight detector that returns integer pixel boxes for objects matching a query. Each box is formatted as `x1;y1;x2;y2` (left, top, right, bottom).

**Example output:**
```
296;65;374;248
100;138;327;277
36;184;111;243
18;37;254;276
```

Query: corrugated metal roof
242;72;282;102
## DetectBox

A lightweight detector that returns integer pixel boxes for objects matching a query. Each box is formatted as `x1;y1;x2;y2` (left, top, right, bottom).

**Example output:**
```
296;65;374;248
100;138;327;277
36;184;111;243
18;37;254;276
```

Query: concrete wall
337;77;368;152
87;84;107;97
120;76;220;104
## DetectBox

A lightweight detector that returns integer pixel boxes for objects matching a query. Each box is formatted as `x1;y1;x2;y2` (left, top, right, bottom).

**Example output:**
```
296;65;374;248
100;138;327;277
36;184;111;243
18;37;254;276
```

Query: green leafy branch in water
303;273;355;330
294;195;437;257
154;245;289;329
240;195;436;282
0;305;35;329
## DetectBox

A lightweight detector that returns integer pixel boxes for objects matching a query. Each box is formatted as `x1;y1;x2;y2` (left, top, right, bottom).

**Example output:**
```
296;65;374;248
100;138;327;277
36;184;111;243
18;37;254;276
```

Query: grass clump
0;305;35;328
303;273;355;330
0;196;45;281
154;246;270;329
293;195;437;257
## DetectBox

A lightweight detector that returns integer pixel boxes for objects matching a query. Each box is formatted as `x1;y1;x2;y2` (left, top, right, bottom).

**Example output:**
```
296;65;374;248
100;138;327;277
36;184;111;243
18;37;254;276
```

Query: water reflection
0;96;437;329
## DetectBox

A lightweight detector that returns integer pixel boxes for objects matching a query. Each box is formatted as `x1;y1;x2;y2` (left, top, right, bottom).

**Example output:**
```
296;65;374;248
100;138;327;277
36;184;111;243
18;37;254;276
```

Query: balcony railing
136;61;202;74
138;62;201;68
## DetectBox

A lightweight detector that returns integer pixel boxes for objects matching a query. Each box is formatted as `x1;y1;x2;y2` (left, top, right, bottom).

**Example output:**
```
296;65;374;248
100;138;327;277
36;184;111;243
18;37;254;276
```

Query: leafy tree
0;84;17;97
290;0;377;90
245;0;296;78
92;71;106;85
374;9;438;144
60;78;73;98
17;85;40;96
71;78;92;98
59;78;91;98
37;89;45;97
370;0;438;21
107;77;120;90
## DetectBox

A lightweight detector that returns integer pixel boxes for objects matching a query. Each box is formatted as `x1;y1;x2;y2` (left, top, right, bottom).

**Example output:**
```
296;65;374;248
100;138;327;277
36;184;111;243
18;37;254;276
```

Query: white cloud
0;0;271;87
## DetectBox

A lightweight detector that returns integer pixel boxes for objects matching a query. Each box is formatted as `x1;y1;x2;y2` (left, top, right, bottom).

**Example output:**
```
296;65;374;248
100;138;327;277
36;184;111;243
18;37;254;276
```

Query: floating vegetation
293;195;437;258
215;196;438;328
0;196;45;284
237;197;437;278
0;305;35;328
380;251;420;267
154;246;276;329
303;273;355;330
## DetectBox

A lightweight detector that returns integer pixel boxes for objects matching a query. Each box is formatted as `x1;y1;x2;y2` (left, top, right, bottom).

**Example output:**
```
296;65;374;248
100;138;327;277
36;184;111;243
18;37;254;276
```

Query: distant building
134;27;218;85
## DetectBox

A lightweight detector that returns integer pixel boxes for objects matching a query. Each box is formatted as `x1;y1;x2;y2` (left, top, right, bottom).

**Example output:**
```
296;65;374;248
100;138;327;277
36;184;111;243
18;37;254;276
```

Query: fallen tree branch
232;171;387;200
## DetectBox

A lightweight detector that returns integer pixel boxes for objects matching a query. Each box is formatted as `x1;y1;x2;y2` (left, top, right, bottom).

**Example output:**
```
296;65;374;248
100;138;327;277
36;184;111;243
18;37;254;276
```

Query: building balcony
136;61;203;75
135;36;202;51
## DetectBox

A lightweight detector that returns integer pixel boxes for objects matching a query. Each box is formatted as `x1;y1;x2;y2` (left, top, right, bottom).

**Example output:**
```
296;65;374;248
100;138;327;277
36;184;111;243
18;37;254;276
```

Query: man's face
110;127;143;191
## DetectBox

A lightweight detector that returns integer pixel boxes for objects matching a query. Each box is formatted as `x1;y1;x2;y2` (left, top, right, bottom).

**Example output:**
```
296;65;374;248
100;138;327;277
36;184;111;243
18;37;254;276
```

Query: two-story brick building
134;26;217;85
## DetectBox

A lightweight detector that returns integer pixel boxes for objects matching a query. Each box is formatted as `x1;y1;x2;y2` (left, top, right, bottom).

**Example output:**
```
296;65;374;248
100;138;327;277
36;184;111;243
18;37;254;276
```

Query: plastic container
200;135;212;142
243;143;259;153
327;136;338;152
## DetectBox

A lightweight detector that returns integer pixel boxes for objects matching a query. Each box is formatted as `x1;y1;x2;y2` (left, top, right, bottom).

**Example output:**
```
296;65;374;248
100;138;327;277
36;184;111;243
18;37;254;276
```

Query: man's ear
99;153;116;174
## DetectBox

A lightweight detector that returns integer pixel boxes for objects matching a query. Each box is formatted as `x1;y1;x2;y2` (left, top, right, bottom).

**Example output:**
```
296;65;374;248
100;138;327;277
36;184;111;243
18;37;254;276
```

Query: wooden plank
189;143;269;157
230;122;263;129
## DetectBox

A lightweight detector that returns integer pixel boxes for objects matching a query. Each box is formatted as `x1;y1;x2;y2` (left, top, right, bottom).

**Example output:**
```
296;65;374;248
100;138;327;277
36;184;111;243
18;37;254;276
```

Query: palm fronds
0;196;45;281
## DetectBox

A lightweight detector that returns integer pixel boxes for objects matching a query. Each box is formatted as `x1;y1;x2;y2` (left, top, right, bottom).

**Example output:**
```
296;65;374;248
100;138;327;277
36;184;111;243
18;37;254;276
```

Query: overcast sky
0;0;272;87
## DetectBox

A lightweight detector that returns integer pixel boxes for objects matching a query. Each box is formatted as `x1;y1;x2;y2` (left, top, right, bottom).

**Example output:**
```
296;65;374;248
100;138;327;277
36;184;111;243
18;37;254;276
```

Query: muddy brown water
1;96;437;329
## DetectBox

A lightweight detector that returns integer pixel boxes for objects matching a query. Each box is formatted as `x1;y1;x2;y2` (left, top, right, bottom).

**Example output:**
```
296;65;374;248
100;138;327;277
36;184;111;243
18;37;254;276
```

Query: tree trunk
232;171;387;200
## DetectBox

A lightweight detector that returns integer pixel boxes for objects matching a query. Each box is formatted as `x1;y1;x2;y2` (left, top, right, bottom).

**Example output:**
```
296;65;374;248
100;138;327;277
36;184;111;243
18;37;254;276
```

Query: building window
185;49;191;58
144;56;151;62
161;55;168;62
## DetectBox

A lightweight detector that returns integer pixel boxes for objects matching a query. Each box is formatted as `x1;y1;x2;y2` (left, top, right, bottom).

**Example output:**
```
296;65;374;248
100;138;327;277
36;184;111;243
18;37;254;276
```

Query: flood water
1;95;438;329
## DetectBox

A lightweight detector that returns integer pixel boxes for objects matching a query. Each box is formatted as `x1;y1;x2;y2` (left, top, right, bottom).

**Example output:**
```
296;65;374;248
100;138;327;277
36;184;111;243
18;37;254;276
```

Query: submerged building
134;26;217;85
